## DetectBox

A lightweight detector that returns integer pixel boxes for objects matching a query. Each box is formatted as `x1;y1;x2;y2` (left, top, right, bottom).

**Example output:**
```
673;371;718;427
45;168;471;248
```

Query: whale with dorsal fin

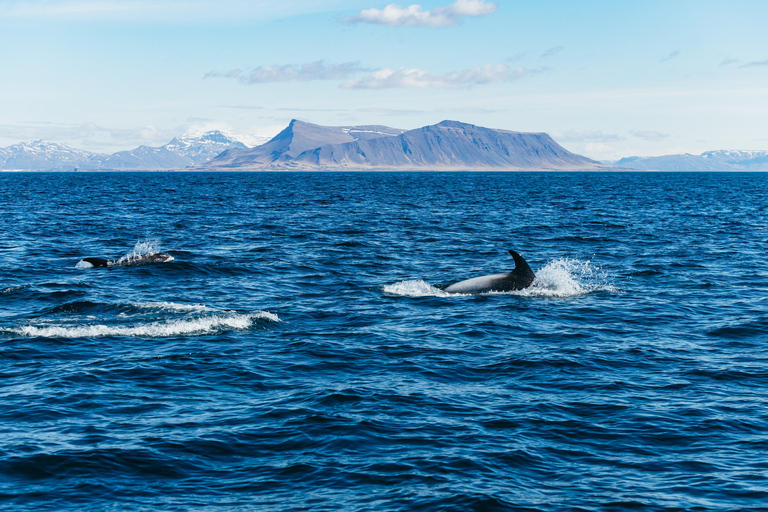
444;250;535;294
80;253;174;268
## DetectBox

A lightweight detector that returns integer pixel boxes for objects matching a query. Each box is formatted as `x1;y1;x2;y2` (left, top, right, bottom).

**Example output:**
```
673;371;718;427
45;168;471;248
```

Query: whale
80;253;174;268
444;250;535;294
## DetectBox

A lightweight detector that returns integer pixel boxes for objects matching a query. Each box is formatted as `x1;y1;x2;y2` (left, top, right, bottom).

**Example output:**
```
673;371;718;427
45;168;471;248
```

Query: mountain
0;140;105;170
0;130;250;170
205;120;600;171
97;145;191;170
207;120;405;168
617;150;768;170
97;131;249;170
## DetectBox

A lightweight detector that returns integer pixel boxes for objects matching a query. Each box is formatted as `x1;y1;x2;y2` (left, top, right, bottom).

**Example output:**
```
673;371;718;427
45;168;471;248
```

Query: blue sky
1;0;767;159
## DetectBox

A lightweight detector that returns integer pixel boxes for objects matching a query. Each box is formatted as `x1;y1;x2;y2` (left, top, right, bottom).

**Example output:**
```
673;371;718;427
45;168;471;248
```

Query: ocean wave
130;301;215;312
384;259;617;298
1;284;30;295
11;311;279;339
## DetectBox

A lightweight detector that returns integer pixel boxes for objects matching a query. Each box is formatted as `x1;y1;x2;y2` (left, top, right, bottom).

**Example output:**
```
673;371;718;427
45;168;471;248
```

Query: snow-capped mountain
160;130;251;165
0;131;254;170
0;140;106;170
617;150;768;170
98;131;250;170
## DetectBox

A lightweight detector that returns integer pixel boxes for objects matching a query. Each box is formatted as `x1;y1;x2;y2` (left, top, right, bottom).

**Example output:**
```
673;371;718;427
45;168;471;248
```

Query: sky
1;0;767;160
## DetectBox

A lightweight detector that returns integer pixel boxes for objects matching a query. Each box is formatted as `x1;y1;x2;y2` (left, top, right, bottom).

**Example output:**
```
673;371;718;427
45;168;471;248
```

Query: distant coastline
2;119;766;172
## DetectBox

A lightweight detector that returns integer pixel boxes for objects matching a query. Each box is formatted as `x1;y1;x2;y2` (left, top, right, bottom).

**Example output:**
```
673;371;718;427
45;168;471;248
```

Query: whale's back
444;273;510;294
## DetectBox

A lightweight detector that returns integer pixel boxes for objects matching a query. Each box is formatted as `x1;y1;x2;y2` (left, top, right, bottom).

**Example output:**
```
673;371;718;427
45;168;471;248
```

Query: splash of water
383;280;450;297
521;258;618;298
115;239;161;265
384;259;617;298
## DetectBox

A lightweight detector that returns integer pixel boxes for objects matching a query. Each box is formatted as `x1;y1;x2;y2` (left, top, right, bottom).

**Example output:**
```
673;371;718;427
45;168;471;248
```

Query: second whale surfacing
81;253;174;268
444;250;535;294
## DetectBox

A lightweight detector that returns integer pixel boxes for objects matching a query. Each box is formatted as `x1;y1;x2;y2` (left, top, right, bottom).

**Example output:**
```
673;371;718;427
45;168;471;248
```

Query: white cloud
552;130;624;143
631;130;669;141
0;121;182;151
206;61;368;84
343;0;497;27
583;143;624;161
342;64;543;89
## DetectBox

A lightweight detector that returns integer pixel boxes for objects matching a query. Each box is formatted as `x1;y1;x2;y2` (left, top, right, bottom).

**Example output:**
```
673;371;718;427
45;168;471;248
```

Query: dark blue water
1;172;767;511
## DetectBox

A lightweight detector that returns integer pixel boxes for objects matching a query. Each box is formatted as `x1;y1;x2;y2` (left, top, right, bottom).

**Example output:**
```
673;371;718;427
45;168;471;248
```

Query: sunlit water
1;172;767;511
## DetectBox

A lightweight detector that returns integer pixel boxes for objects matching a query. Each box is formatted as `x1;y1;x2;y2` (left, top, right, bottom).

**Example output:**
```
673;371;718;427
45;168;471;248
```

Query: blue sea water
1;171;767;511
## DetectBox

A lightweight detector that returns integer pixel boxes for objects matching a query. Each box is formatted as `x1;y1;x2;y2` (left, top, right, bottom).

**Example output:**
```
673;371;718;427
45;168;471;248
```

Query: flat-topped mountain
617;150;768;170
207;120;405;168
205;120;601;171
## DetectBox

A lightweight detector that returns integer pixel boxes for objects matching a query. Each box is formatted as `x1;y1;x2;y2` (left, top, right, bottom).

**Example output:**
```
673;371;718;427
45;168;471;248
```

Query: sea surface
1;171;767;511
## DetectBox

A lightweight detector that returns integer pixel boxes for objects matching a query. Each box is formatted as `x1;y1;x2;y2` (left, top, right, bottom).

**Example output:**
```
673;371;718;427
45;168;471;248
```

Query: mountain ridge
205;120;602;171
0;130;254;170
616;150;768;170
207;120;406;168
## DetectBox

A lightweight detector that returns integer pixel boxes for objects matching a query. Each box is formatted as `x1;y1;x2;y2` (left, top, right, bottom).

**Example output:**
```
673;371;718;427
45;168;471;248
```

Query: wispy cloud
540;46;564;59
739;59;768;68
631;130;669;141
342;64;546;89
660;50;680;63
435;106;506;114
0;0;340;21
206;61;369;84
358;107;425;115
0;121;180;150
552;130;624;143
506;51;529;63
343;0;497;27
720;57;739;67
219;105;266;110
584;143;618;160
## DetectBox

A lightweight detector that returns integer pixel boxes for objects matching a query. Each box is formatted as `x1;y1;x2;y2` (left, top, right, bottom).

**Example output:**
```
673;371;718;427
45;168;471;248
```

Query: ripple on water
1;172;767;511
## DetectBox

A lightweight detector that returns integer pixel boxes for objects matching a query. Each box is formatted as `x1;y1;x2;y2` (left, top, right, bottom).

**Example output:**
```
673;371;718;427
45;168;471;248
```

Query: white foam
115;239;161;265
383;279;450;297
384;259;617;299
131;301;215;312
519;258;618;298
13;311;279;339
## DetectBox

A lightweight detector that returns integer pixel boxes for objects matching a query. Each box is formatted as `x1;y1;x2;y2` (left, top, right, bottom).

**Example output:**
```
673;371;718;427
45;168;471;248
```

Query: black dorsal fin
508;250;536;287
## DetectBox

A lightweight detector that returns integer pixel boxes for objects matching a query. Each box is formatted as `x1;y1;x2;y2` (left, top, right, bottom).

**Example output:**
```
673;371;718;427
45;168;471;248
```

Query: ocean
1;171;767;511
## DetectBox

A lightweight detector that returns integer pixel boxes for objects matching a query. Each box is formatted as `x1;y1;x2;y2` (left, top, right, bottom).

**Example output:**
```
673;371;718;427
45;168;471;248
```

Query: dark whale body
81;253;174;268
444;250;535;294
